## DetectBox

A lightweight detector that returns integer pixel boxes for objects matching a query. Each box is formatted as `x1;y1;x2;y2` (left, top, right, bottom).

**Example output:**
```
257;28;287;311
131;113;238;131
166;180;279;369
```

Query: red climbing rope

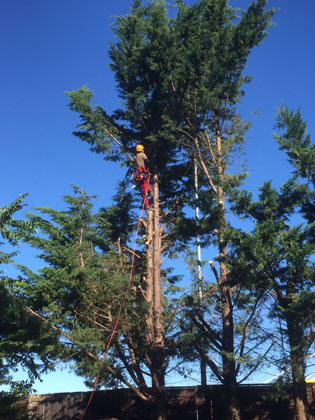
79;187;149;420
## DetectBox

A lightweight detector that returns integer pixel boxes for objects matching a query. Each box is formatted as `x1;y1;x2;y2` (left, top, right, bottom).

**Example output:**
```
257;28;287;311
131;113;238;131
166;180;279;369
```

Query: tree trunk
151;389;167;420
220;283;241;420
286;316;310;420
221;289;240;420
196;131;242;420
217;176;241;420
153;171;164;348
145;168;166;420
146;208;154;345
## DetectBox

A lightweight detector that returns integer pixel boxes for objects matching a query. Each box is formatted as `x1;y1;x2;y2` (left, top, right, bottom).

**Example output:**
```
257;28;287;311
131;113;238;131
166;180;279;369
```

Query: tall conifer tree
66;3;190;418
229;107;315;420
164;1;274;419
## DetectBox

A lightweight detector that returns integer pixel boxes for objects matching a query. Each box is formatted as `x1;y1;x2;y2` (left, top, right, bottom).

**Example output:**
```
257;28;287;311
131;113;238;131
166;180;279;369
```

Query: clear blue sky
1;0;314;393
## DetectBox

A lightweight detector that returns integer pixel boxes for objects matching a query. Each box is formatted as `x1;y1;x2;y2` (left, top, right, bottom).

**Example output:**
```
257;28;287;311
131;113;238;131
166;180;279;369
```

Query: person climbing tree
133;144;151;208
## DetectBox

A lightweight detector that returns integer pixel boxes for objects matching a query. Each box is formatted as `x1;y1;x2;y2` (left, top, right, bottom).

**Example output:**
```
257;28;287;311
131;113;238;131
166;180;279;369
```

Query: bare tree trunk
153;172;164;350
145;168;166;420
146;208;154;345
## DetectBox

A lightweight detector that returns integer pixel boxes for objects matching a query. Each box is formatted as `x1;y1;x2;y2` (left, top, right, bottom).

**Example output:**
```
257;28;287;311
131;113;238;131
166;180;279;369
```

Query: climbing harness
132;167;149;182
132;168;151;209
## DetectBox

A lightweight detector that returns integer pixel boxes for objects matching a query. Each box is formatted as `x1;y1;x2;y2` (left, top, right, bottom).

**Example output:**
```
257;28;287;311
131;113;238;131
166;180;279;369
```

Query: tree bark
145;168;166;420
153;171;164;349
217;131;241;420
146;208;154;345
192;132;242;419
286;315;310;420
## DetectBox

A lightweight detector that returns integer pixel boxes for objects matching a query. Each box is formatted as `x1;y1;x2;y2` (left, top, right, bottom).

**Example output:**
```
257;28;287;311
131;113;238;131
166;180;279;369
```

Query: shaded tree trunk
192;131;242;420
286;315;310;420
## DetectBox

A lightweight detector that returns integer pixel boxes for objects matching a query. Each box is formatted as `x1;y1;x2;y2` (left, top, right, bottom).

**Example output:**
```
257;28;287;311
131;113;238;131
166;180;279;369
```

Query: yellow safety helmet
136;144;144;152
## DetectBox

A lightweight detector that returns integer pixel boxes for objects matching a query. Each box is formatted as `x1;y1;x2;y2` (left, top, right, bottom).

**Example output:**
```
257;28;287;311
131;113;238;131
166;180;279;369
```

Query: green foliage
0;282;58;381
13;186;183;390
4;5;314;420
0;194;33;267
274;105;315;227
13;188;130;384
274;105;315;185
0;391;27;420
96;181;135;245
0;195;59;399
166;2;276;398
263;376;292;402
67;6;315;418
66;2;275;258
229;107;315;389
171;0;274;140
66;86;125;162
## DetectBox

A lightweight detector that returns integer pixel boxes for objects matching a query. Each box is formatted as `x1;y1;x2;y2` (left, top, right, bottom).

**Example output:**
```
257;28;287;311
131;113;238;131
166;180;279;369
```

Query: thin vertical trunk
146;208;154;345
194;157;207;386
217;131;241;420
286;315;310;420
283;280;310;420
153;171;164;349
194;132;241;419
145;168;166;420
218;199;240;420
